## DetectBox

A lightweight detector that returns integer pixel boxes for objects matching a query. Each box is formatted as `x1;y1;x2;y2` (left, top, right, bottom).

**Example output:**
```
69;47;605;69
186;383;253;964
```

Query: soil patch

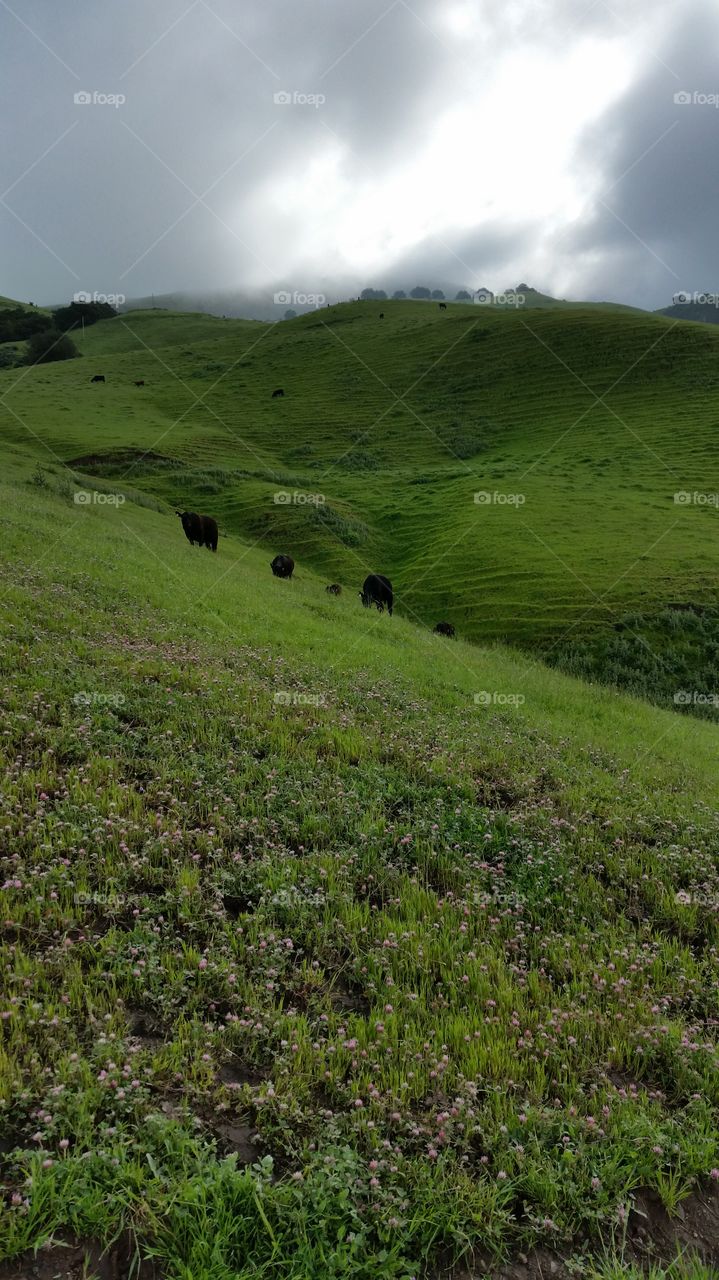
628;1183;719;1265
67;450;176;474
0;1234;157;1280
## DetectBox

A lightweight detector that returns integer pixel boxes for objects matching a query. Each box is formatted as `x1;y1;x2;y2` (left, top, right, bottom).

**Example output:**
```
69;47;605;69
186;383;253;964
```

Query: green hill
0;294;50;315
1;299;718;713
0;447;718;1277
657;299;719;326
485;284;643;312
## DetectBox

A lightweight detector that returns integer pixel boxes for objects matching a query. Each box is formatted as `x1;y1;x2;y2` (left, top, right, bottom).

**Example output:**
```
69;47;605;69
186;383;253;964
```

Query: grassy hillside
0;295;48;311
657;302;719;326
0;452;718;1278
76;308;261;356
1;299;718;714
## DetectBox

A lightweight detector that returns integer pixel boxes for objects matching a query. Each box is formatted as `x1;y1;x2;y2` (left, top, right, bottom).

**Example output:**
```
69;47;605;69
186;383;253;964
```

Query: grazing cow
379;313;384;319
90;374;105;383
272;388;284;398
439;302;447;311
359;573;393;615
270;554;294;579
200;514;218;552
134;380;145;387
176;510;218;552
433;621;456;638
326;583;342;596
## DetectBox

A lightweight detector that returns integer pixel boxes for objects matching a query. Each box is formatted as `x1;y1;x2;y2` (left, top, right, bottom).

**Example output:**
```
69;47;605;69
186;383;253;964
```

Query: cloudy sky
1;0;717;309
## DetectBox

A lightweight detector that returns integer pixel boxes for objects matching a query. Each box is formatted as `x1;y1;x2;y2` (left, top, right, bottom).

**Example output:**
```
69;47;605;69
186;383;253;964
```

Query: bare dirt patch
0;1235;157;1280
628;1183;719;1265
328;979;370;1018
210;1119;258;1163
66;450;176;475
217;1059;267;1088
125;1008;166;1051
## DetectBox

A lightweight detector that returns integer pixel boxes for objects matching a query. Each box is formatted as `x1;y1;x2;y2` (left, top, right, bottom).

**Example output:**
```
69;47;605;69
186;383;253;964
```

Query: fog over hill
3;0;719;308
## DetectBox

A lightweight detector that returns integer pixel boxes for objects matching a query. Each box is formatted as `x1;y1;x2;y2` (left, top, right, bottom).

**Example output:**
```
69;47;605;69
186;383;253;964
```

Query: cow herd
91;376;287;400
175;512;455;637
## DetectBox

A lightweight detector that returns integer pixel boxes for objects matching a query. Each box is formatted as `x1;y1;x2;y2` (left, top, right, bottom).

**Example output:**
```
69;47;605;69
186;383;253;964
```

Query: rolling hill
0;444;718;1277
657;297;719;326
2;298;717;713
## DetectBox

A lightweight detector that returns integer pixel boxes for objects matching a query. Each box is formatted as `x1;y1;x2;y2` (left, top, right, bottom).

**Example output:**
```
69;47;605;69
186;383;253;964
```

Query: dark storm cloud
0;0;716;308
1;0;456;299
557;0;719;307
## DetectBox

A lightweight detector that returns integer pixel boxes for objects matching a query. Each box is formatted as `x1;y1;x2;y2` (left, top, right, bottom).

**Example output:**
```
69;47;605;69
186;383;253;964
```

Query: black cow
270;554;294;579
90;375;105;383
433;621;456;637
439;302;447;311
379;313;384;319
359;573;393;615
134;380;145;387
326;583;342;596
272;388;285;398
176;511;218;552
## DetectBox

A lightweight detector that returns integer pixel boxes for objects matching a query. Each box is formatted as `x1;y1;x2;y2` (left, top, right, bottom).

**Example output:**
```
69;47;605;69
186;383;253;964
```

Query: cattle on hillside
359;573;393;615
326;583;341;596
272;388;285;398
176;510;218;552
439;302;447;310
270;554;294;578
134;380;145;386
90;374;105;383
433;621;456;637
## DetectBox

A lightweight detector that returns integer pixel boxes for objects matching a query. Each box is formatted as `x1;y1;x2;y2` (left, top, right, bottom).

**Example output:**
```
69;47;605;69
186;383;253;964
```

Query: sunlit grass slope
0;456;718;1276
1;299;718;710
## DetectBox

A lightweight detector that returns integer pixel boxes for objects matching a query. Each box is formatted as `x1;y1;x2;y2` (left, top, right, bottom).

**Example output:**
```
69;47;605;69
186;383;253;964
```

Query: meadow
0;439;717;1277
0;300;718;1277
1;299;718;714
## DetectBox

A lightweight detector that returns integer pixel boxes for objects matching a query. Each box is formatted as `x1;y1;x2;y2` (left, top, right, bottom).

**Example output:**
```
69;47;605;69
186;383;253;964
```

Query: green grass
1;299;718;714
0;450;718;1276
0;295;49;311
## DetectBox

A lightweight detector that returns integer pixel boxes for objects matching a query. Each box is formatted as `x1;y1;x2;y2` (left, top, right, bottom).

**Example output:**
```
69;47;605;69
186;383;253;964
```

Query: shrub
25;329;78;364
